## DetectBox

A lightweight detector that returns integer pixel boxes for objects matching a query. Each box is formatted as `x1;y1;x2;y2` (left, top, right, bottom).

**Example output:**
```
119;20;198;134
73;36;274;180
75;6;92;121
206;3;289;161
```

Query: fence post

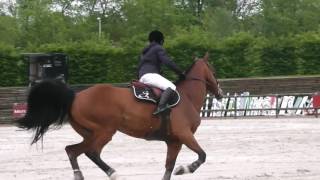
234;93;237;119
276;94;279;118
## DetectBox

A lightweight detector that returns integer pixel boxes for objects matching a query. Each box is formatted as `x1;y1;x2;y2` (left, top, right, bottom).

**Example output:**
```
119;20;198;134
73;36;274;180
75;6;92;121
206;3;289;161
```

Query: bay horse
17;53;223;180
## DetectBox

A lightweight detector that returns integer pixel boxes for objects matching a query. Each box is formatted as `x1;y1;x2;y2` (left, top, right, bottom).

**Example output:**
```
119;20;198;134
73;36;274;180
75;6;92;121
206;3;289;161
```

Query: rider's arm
157;47;183;75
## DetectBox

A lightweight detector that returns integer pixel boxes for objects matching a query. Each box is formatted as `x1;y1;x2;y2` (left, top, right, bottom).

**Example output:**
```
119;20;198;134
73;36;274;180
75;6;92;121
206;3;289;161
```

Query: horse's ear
204;52;209;62
193;55;198;62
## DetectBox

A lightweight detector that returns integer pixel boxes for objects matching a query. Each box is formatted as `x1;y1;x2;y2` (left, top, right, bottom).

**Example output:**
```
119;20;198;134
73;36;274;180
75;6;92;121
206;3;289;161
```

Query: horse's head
186;52;223;100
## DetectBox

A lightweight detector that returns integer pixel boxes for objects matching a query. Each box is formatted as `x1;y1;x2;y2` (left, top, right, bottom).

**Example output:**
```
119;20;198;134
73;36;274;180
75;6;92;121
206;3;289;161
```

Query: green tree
0;15;19;46
121;0;181;36
203;6;237;39
257;0;320;36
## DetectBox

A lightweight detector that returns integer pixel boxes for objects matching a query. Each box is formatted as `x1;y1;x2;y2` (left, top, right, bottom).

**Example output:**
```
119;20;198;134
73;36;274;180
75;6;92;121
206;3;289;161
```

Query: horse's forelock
203;52;209;62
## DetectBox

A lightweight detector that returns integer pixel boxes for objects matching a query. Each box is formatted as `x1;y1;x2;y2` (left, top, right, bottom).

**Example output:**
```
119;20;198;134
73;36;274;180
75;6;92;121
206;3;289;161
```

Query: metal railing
201;93;320;118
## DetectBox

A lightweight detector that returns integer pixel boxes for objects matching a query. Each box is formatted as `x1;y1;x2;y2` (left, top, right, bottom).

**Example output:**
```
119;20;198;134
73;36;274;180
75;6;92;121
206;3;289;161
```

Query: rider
137;30;185;115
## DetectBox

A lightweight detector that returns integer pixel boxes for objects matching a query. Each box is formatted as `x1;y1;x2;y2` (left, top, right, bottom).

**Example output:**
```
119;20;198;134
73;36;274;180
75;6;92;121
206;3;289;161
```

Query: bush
259;36;298;76
0;43;27;86
295;32;320;75
0;31;319;87
215;32;261;78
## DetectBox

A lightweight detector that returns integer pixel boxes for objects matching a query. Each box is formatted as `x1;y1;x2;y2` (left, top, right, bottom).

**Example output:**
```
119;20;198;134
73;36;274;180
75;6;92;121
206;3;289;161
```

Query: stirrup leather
153;105;170;115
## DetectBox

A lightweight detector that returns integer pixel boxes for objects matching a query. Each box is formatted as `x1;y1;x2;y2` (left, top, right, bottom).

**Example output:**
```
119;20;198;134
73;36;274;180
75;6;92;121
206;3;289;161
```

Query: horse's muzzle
215;87;224;100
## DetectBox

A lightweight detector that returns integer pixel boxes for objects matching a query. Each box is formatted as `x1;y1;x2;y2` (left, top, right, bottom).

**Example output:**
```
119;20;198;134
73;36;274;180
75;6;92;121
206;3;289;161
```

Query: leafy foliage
0;0;320;86
0;43;27;86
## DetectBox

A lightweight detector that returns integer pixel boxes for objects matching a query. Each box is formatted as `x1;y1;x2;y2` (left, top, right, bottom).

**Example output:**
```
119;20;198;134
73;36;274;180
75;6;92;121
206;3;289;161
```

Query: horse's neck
178;69;207;113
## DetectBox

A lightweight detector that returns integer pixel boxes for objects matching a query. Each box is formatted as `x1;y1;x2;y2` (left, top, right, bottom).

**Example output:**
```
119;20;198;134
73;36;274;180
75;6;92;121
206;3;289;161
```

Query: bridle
183;59;223;98
186;77;208;85
186;76;220;91
185;76;222;98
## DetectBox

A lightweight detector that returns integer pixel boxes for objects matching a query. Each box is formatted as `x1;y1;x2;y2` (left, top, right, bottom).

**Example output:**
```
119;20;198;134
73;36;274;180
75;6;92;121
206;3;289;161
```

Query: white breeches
139;73;176;90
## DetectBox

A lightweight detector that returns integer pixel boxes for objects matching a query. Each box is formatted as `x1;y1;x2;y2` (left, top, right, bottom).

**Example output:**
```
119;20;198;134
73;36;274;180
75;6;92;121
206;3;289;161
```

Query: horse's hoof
174;165;190;175
74;171;84;180
109;172;118;180
161;171;172;180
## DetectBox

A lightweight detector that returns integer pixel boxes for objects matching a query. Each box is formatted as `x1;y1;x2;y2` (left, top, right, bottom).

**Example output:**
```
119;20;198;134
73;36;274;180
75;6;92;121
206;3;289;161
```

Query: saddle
130;80;180;108
131;81;180;140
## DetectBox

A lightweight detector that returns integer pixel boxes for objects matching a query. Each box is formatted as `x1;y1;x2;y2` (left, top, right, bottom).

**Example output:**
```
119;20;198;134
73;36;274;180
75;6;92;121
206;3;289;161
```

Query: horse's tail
16;80;75;144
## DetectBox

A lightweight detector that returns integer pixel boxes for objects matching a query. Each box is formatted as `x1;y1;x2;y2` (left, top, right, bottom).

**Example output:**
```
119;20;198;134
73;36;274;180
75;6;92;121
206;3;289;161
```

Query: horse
16;52;223;180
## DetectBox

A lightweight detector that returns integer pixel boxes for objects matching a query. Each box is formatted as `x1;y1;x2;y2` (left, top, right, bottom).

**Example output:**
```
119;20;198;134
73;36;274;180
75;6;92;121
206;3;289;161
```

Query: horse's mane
174;61;197;85
174;58;217;85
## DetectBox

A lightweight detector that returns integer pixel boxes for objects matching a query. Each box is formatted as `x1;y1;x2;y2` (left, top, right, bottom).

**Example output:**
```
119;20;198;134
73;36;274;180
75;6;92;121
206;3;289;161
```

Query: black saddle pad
131;85;180;108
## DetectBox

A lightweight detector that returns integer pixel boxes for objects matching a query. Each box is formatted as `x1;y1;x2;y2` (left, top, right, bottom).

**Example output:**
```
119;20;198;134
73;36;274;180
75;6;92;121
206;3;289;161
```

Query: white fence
201;92;320;118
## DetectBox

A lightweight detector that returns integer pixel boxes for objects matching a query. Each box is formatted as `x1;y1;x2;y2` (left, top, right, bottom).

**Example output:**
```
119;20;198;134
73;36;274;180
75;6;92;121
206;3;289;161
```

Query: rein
185;76;222;98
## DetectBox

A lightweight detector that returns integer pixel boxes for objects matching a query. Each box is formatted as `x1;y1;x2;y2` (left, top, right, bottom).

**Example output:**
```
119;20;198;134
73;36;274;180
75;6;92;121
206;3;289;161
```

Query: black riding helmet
148;30;164;45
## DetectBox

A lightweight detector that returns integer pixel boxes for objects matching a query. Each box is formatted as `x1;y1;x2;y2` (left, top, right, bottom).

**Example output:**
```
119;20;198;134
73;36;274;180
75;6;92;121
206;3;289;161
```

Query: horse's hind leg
85;131;118;179
65;120;94;180
66;131;117;180
65;141;89;180
174;132;206;175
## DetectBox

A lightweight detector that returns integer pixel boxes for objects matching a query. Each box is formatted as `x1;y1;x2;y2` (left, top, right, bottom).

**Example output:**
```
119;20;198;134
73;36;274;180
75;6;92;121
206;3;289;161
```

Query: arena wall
1;76;319;124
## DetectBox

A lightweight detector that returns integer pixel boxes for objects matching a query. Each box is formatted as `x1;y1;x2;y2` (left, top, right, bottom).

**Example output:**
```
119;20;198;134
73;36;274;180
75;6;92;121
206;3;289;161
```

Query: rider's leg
139;73;177;115
139;73;176;90
153;87;175;115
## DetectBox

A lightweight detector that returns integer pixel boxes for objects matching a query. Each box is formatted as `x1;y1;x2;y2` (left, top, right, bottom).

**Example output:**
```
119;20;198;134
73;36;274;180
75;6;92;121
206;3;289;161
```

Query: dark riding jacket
138;42;182;79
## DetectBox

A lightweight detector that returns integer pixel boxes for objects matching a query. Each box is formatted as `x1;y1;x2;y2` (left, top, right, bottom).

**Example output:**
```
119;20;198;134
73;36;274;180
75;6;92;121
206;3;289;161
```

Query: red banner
313;93;320;108
12;103;27;119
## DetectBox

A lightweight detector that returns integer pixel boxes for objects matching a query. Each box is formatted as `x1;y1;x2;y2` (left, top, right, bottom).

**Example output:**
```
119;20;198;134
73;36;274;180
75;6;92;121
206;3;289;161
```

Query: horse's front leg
174;132;206;175
162;141;182;180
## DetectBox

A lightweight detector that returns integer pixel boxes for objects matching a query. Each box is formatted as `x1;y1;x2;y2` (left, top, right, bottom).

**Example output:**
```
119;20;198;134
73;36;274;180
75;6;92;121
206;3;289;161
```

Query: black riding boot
153;87;175;115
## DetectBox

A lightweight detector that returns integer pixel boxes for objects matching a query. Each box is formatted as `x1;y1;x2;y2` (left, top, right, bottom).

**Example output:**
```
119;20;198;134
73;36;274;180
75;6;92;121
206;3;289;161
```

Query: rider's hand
179;73;186;81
